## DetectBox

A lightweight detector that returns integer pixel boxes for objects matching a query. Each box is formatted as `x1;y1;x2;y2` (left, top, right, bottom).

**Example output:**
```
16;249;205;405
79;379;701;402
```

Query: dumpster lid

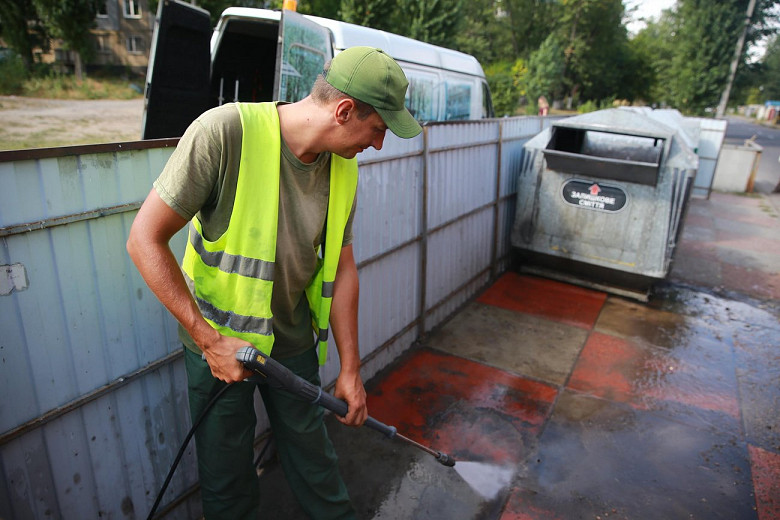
551;108;676;140
627;107;700;152
543;109;673;186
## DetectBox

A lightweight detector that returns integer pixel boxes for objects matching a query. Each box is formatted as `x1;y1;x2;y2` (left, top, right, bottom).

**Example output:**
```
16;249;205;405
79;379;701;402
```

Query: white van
142;1;494;139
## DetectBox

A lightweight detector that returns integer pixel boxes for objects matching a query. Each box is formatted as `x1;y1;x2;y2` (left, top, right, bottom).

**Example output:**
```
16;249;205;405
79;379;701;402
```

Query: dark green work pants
184;347;355;520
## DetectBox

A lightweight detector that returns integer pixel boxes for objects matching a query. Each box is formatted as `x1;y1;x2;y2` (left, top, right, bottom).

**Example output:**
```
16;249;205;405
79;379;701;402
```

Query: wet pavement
257;191;780;519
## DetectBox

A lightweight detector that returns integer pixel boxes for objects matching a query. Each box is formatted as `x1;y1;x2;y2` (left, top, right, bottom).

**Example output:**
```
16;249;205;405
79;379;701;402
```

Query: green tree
397;0;463;48
761;35;780;100
297;0;341;18
743;34;780;102
452;0;496;64
485;59;526;116
629;10;678;106
499;0;561;60
554;0;630;106
340;0;397;32
524;34;566;105
667;1;744;113
647;0;779;114
0;0;48;70
32;0;96;80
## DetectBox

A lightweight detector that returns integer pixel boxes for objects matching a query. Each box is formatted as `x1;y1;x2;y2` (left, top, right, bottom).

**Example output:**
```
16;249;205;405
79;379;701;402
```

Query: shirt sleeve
342;191;357;247
153;105;239;221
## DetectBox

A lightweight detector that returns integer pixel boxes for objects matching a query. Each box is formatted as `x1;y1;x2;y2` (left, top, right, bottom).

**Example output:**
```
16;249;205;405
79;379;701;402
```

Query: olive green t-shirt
154;103;356;359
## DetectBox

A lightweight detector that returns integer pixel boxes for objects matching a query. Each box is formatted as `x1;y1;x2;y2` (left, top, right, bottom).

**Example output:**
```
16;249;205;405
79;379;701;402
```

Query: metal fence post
418;125;430;339
491;120;504;280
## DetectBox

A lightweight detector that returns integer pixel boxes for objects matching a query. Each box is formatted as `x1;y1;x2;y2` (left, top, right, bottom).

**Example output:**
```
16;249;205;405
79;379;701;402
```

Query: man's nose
372;130;386;150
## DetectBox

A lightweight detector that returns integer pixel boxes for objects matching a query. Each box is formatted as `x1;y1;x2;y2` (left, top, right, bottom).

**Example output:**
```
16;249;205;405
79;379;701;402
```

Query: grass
0;56;144;100
19;72;143;100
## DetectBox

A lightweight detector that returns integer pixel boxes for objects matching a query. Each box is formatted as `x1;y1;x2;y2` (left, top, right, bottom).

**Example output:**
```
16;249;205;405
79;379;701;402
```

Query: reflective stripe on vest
181;102;358;363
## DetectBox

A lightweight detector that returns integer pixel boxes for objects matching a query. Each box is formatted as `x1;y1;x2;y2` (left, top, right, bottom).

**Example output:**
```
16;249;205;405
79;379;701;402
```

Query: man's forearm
126;190;215;347
330;246;361;374
329;244;367;426
127;235;215;346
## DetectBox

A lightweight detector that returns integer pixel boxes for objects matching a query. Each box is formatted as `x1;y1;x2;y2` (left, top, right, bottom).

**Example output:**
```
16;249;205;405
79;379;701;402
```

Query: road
724;116;780;193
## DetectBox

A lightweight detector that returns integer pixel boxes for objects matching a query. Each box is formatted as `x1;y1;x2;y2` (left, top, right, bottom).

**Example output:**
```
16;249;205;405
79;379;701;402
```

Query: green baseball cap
325;46;422;138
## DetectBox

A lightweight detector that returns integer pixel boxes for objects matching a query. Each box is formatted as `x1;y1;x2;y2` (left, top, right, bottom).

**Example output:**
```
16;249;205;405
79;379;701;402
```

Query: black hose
146;382;234;520
254;434;273;469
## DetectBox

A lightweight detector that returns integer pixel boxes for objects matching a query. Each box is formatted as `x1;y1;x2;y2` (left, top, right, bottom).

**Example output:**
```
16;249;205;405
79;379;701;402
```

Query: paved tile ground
671;192;780;301
257;192;780;520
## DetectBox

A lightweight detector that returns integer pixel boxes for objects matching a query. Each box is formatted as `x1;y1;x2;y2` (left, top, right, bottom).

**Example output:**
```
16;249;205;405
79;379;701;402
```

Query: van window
445;81;471;121
404;70;439;122
282;43;326;101
279;13;331;102
481;80;494;118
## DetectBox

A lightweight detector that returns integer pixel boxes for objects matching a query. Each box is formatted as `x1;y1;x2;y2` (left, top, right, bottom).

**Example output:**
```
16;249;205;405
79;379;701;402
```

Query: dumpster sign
561;180;628;212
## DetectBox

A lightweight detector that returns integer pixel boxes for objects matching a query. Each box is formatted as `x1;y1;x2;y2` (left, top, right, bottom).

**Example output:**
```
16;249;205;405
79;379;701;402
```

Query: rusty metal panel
426;122;498;230
352;152;423;265
426;119;498;151
0;144;200;520
322;244;422;387
426;208;493;315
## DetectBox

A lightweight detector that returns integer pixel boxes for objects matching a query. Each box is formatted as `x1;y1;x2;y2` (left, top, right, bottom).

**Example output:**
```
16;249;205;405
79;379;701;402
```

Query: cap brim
375;106;422;138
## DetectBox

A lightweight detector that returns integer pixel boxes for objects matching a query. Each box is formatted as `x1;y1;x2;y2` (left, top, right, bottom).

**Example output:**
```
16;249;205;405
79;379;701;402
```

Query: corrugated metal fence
0;116;549;519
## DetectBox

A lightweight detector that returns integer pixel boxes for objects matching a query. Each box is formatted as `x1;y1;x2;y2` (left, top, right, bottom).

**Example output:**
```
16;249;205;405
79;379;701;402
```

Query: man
127;46;422;519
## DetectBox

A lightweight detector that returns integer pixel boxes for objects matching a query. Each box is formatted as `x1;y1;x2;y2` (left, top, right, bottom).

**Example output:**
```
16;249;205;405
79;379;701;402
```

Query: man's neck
277;98;326;164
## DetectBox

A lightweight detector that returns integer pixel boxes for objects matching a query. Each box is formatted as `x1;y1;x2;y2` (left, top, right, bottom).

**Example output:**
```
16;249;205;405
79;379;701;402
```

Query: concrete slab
364;349;557;444
476;272;606;330
424;302;588;386
732;320;780;453
510;390;757;520
721;262;780;300
671;192;780;302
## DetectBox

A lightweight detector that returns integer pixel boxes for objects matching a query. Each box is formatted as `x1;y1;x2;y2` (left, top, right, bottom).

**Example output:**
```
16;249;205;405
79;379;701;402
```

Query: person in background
538;95;550;116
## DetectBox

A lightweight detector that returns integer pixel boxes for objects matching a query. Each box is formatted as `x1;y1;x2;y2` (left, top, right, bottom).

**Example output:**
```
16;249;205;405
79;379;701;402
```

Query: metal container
511;108;699;300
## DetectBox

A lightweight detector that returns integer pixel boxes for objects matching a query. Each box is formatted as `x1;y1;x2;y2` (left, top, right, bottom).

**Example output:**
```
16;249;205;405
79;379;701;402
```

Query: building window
123;0;141;18
95;34;111;53
126;35;144;54
97;1;108;17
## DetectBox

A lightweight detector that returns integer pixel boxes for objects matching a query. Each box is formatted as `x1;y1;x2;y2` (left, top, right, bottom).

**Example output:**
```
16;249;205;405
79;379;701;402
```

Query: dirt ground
0;96;145;150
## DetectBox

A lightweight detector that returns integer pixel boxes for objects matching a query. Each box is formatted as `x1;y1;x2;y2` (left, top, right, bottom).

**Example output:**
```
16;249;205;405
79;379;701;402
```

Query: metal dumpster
511;108;699;300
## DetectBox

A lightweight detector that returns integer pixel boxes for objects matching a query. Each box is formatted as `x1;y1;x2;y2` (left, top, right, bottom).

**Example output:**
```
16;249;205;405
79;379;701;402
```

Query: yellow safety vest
181;102;358;364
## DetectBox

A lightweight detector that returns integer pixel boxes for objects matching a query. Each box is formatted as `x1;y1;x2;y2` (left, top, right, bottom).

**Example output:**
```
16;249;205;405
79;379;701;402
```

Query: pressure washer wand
236;346;456;467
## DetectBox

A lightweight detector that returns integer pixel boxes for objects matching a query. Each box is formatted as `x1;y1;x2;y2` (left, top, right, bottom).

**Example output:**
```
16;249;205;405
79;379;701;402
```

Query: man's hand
198;331;255;383
333;369;367;427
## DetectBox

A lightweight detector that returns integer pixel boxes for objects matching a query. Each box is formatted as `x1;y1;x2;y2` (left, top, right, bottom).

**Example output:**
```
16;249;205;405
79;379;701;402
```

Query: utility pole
716;0;757;118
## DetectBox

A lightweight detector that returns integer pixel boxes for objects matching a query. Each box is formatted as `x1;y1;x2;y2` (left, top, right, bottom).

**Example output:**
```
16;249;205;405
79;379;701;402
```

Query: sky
624;0;677;35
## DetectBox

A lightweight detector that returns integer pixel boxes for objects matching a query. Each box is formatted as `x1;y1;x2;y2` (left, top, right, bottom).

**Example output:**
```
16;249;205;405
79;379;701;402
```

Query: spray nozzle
436;451;456;467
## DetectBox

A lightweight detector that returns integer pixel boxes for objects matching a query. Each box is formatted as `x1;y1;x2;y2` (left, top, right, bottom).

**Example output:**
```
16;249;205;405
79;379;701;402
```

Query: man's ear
335;98;356;125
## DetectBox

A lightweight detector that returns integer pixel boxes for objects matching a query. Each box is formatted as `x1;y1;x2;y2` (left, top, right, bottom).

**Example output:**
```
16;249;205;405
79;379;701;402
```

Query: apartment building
42;0;155;74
